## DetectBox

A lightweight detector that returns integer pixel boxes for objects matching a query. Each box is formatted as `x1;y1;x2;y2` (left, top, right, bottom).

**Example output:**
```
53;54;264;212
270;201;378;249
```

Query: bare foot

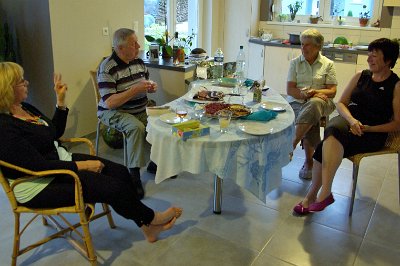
151;207;183;225
142;217;177;243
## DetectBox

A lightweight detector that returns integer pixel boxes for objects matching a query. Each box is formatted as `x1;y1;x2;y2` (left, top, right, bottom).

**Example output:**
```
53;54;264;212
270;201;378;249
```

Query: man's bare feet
142;217;177;243
151;206;183;225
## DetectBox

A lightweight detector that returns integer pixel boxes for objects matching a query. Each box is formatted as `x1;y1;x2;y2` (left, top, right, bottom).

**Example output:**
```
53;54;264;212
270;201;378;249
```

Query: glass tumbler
218;110;232;133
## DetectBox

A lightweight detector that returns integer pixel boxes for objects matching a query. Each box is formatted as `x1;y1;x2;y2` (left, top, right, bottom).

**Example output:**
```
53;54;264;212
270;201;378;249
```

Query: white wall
1;0;144;137
49;0;144;137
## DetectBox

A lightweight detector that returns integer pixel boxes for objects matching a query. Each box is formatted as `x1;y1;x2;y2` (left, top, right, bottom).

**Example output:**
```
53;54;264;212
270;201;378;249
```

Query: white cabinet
264;46;301;95
383;0;400;6
247;42;265;80
223;0;260;62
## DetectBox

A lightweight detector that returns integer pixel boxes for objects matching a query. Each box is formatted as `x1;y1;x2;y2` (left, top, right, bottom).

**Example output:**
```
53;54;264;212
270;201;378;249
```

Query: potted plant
277;14;288;22
288;1;303;22
174;31;195;62
337;16;345;25
309;15;323;24
145;30;173;59
359;5;370;27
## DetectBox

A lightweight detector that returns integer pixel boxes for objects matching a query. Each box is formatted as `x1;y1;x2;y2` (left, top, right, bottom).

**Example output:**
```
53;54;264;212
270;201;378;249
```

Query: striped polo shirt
97;51;150;116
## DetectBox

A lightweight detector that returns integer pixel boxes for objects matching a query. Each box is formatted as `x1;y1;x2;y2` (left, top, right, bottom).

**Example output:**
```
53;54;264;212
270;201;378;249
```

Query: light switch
102;27;109;36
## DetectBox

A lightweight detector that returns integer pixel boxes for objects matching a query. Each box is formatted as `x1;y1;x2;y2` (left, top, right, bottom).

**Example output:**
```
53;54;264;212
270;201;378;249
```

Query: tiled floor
1;135;399;266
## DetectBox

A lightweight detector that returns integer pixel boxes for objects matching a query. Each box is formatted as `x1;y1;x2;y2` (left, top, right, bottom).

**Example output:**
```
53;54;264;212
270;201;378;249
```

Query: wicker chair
0;138;116;265
89;70;128;166
347;131;400;216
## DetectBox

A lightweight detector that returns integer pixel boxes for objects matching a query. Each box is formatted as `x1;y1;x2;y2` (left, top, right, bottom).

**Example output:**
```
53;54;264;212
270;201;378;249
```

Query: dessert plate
237;122;274;135
260;101;287;112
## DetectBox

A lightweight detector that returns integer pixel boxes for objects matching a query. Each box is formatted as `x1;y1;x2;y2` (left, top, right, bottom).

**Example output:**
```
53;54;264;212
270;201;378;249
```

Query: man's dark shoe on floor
147;161;157;174
129;167;145;199
146;161;178;179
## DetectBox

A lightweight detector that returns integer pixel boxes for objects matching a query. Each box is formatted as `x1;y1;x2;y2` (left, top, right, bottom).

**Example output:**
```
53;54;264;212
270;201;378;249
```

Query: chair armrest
59;137;95;156
0;160;85;210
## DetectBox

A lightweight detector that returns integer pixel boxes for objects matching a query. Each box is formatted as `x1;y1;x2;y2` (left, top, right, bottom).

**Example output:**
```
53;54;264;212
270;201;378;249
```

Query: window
144;0;199;51
278;0;380;24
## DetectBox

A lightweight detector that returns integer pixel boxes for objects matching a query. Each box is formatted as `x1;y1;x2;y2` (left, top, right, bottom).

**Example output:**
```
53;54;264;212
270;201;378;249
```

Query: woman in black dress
293;38;400;215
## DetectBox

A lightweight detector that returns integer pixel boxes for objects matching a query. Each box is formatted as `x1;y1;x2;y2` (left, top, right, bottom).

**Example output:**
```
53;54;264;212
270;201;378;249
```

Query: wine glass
175;105;188;123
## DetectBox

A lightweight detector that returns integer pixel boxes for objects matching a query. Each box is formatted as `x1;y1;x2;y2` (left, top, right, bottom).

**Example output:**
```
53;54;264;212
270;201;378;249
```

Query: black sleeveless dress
313;70;399;162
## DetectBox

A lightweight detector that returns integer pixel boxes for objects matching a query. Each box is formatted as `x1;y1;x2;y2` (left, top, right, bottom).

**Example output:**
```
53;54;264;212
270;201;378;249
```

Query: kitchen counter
249;38;369;55
142;58;196;72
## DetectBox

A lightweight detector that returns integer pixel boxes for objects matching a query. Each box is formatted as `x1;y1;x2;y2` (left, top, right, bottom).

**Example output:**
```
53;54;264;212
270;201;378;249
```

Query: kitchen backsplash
259;7;400;46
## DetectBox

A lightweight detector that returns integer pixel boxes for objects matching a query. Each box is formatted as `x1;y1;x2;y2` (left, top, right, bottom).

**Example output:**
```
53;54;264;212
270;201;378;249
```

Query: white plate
260;101;287;112
159;112;190;124
237;122;274;135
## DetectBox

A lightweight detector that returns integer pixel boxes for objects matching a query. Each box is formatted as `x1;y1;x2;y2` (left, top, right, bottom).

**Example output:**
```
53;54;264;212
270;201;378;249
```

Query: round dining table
146;79;295;213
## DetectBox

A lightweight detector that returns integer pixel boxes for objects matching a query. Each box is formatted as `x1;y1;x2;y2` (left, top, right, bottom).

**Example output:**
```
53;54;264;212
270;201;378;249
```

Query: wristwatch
56;104;67;110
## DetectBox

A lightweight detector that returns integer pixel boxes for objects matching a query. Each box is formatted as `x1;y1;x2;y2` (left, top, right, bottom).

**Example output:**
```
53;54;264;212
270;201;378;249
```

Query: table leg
213;175;223;214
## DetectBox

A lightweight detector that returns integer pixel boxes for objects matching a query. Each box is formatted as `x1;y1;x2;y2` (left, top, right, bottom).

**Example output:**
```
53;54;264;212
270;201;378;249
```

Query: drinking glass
193;108;205;121
218;110;232;133
175;105;188;123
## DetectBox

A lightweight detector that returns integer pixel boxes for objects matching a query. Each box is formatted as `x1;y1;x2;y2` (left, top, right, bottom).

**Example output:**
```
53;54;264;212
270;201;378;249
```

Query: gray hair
113;28;135;48
300;28;324;50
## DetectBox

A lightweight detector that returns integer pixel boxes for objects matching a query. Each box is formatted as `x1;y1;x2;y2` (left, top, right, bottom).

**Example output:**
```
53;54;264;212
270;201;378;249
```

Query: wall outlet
102;27;109;36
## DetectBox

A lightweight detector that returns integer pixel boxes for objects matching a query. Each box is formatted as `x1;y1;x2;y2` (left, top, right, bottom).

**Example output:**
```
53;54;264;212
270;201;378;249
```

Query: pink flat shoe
309;193;335;212
293;202;310;215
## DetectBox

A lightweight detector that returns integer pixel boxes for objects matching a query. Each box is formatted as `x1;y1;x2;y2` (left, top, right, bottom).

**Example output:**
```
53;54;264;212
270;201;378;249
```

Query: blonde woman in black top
0;62;182;242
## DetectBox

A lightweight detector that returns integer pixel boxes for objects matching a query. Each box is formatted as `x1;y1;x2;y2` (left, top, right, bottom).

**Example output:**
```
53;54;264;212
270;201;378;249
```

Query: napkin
242;109;277;121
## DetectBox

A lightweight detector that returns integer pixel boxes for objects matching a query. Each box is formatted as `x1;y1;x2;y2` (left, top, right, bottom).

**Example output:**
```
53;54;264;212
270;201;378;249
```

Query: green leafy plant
359;5;370;19
278;14;288;22
145;29;174;57
288;1;303;21
176;31;195;52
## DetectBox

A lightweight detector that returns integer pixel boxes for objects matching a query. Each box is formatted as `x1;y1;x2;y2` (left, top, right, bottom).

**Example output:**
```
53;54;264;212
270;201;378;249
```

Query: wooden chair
347;131;400;216
0;138;116;265
89;70;128;166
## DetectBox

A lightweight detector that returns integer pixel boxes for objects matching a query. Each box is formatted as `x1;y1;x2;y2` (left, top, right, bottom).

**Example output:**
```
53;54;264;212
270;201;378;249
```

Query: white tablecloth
146;80;295;202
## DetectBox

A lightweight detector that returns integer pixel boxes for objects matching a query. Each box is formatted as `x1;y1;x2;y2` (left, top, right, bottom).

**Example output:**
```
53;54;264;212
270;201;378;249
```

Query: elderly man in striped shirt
97;28;157;199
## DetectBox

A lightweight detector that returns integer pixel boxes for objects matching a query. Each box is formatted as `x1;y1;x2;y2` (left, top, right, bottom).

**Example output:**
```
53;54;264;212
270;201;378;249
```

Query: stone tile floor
0;135;399;265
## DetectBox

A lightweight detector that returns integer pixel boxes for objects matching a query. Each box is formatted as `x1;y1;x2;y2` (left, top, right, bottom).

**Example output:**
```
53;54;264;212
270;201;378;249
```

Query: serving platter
204;102;251;118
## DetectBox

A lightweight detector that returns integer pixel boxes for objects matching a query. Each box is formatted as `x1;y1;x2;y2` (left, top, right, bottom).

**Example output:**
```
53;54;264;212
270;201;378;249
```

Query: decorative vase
161;46;171;59
359;18;369;27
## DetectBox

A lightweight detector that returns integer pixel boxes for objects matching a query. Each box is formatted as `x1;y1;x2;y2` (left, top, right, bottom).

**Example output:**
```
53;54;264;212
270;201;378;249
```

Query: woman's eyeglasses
16;79;29;87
